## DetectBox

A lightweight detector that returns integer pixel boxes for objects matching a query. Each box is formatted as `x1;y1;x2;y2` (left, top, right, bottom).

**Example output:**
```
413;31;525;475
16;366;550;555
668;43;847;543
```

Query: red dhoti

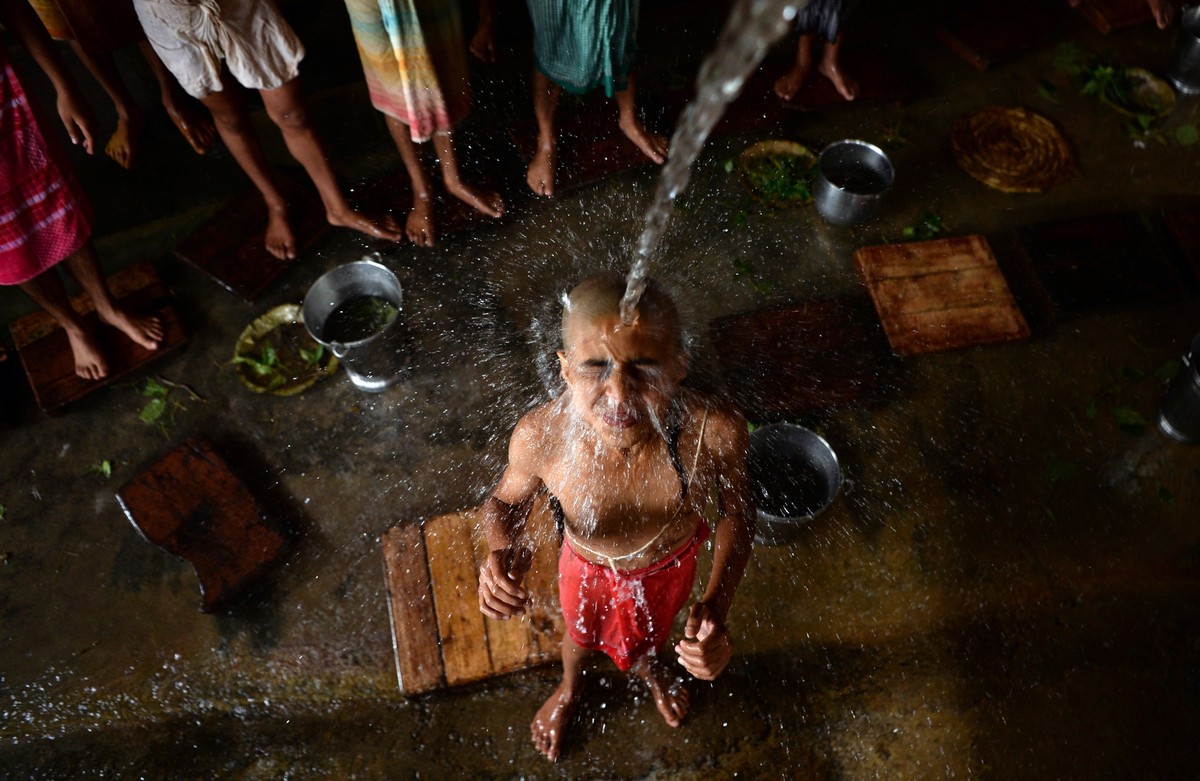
559;523;710;671
0;48;93;286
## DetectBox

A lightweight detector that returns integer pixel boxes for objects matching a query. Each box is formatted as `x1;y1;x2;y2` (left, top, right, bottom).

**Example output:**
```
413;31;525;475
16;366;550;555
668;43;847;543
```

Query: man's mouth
599;409;639;428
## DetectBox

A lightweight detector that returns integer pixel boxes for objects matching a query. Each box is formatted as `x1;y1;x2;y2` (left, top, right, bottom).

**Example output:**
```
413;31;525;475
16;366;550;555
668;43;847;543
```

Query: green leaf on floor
1052;43;1091;77
1154;359;1181;382
746;421;759;434
1159;486;1175;504
1112;406;1148;434
1036;79;1059;103
1176;124;1199;146
1084;398;1099;421
723;158;735;173
0;503;5;521
1121;365;1145;382
139;397;167;424
89;460;112;479
1044;454;1077;484
143;378;167;398
900;212;945;242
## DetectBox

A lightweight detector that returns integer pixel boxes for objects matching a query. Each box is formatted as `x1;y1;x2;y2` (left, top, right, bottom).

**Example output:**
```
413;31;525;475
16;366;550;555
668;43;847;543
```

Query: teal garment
526;0;638;97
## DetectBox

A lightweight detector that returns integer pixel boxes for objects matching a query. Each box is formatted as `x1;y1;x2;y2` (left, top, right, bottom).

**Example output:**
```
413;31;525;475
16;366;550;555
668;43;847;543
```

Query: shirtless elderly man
478;271;755;761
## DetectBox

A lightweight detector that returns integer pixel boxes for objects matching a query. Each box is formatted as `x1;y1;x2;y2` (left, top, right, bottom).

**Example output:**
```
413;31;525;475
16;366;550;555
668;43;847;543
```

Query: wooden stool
1161;199;1200;289
381;493;564;696
9;261;188;414
854;235;1031;356
116;436;290;612
1071;0;1175;33
936;0;1063;71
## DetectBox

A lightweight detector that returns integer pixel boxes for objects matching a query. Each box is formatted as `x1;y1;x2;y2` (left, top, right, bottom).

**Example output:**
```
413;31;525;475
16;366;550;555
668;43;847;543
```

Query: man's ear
557;350;570;384
673;349;690;382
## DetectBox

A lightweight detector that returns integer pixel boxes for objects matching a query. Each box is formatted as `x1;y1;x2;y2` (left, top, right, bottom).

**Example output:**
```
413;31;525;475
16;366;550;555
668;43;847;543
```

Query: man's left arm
675;408;755;680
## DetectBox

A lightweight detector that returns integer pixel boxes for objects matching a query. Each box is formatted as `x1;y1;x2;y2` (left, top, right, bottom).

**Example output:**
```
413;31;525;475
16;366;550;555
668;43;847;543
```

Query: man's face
558;314;686;449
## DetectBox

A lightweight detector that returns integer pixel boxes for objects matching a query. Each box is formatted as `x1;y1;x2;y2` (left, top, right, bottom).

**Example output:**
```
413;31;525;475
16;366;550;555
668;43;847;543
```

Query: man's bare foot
407;194;435;247
165;97;217;155
265;205;297;260
634;656;690;727
328;208;404;243
64;324;108;380
97;304;164;352
105;110;146;170
774;62;812;102
445;180;505;219
819;59;858;101
527;142;557;197
531;679;579;762
617;114;668;164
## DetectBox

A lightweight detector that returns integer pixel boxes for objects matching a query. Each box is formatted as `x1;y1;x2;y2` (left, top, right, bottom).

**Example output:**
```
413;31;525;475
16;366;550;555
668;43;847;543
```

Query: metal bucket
302;259;407;392
813;139;894;227
1157;333;1200;444
747;423;842;545
1168;6;1200;95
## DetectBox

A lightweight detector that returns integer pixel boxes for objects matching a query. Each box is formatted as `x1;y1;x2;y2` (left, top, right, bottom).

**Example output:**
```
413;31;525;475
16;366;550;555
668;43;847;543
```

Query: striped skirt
527;0;637;97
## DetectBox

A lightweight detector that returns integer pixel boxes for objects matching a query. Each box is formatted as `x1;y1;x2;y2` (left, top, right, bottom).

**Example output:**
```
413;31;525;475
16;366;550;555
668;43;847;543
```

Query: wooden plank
935;0;1062;71
471;519;537;676
868;267;1018;315
1161;201;1200;287
380;523;444;695
1072;0;1168;33
10;261;189;414
521;492;566;663
884;304;1031;356
855;235;994;280
349;170;499;241
424;508;492;686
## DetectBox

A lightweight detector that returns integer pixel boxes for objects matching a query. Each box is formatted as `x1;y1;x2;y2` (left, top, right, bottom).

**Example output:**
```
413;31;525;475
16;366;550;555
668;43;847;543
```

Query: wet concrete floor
1;1;1199;778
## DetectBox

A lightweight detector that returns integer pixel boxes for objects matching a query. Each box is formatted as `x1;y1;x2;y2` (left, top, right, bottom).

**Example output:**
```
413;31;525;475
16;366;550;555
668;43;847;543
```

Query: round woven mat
951;107;1072;193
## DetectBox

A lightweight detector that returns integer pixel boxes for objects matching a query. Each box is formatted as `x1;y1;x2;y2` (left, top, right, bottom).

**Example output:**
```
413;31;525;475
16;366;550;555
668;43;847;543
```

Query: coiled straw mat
951;107;1073;193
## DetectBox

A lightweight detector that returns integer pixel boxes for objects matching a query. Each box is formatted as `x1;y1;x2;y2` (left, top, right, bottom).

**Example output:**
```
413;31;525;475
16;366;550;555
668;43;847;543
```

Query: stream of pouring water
620;0;805;322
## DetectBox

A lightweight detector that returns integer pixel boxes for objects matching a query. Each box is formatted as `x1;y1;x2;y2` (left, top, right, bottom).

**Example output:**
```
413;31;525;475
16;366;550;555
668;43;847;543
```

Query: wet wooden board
381;493;564;696
174;178;328;302
1071;0;1176;32
855;235;1031;356
9;261;188;414
1016;212;1191;317
349;170;499;241
710;298;899;420
1161;200;1200;287
116;436;290;612
936;0;1062;70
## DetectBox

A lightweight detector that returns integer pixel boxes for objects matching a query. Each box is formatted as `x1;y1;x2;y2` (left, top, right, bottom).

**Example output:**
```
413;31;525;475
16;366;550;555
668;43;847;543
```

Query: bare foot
819;60;858;101
617;114;668;164
265;205;297;260
97;304;163;352
165;97;217;155
445;179;505;220
328;208;404;243
634;656;690;727
64;324;108;380
105;110;146;170
531;679;579;762
527;142;557;197
407;193;435;247
774;62;812;102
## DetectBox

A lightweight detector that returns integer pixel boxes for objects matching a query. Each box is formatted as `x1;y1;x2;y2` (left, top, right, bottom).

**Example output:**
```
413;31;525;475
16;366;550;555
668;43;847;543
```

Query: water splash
620;0;805;322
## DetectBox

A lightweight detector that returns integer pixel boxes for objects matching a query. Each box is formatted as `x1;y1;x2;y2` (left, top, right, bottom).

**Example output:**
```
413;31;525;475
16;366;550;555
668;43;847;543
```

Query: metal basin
813;139;894;226
748;423;842;545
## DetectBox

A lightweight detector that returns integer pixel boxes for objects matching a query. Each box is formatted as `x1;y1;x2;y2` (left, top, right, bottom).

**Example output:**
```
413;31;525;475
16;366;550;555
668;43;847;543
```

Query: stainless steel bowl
748;423;842;545
813;139;894;227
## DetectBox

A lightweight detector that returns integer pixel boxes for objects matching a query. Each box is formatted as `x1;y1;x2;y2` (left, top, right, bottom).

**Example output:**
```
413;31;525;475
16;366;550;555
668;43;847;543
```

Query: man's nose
604;367;634;404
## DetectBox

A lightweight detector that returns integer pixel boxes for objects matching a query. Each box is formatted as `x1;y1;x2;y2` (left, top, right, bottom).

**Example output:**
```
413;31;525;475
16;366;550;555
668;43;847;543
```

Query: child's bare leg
384;114;436;247
68;42;144;169
527;70;560;197
632;652;690;727
63;242;162;351
259;79;401;242
774;32;815;101
199;84;296;260
18;265;106;380
138;40;216;155
532;635;589;761
431;131;505;218
615;74;667;164
818;34;857;101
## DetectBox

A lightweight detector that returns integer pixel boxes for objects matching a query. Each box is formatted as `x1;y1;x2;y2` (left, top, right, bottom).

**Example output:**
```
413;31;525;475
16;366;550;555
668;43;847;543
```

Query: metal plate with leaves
233;304;338;396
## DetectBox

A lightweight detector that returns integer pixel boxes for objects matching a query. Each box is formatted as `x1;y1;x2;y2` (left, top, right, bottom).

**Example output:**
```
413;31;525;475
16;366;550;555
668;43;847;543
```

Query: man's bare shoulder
682;388;748;455
508;399;569;468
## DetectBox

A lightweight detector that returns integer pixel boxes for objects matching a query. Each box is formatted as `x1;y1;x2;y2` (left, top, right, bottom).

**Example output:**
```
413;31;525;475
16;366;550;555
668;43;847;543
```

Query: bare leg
532;635;589;761
199;84;296;260
615;73;667;164
259;79;401;242
527;70;560;197
818;34;858;101
431;132;504;219
632;652;690;727
18;264;106;380
63;243;162;351
774;32;816;102
138;41;216;155
68;42;144;169
384;114;436;247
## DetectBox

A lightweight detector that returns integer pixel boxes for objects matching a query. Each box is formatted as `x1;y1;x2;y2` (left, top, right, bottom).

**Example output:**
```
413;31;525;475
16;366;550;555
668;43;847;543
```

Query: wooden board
174;178;328;302
1071;0;1177;32
381;492;564;696
1161;200;1200;287
936;0;1062;71
710;298;899;420
9;261;188;414
115;436;290;612
1016;212;1191;317
855;235;1031;356
349;170;499;241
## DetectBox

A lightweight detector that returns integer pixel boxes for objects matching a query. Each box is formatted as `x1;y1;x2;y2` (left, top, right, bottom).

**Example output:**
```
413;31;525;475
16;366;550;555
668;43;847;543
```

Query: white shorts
133;0;305;98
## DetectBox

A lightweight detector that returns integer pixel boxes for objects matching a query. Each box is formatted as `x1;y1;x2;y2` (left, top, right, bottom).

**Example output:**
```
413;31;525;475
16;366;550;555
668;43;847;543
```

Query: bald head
561;271;681;354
